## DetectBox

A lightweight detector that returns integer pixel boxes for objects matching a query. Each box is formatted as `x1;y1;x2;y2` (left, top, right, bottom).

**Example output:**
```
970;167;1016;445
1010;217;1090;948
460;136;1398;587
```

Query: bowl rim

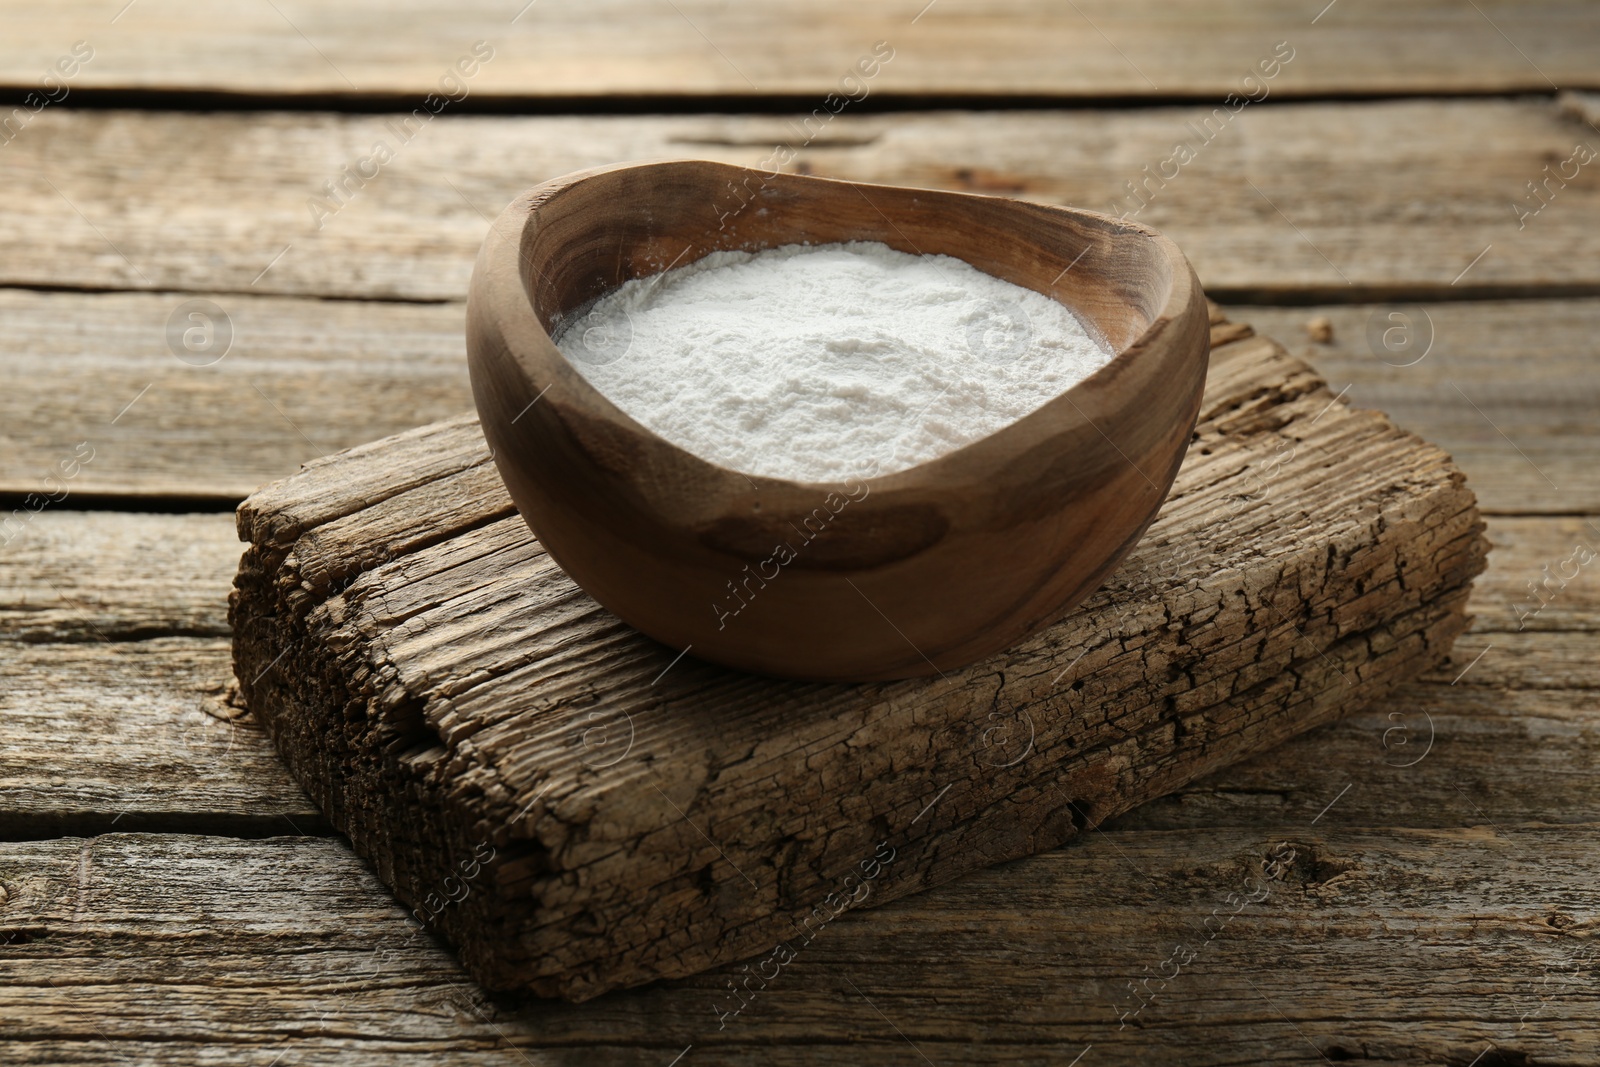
471;158;1202;496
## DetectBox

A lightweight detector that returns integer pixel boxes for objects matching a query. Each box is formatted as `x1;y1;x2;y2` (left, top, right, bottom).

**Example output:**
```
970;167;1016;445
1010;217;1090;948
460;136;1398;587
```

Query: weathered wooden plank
1437;628;1600;690
0;639;323;837
230;318;1487;998
0;511;238;640
1238;301;1600;515
0;99;1594;302
4;827;1600;1065
1111;672;1597;832
0;290;472;502
0;512;1586;838
0;631;1588;843
3;1;1594;101
2;508;1569;648
0;514;324;835
4;290;1596;511
1454;516;1600;630
2;629;1587;869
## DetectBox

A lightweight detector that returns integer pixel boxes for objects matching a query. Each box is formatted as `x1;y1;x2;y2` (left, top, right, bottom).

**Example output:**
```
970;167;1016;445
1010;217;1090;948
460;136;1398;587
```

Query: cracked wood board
230;309;1487;999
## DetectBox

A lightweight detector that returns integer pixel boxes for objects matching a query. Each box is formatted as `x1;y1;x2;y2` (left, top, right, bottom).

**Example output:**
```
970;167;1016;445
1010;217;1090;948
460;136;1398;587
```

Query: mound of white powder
554;240;1112;483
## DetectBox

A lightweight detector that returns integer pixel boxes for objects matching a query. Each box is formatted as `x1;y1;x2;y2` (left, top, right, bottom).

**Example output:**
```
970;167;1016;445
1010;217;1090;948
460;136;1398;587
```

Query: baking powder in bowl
554;240;1112;483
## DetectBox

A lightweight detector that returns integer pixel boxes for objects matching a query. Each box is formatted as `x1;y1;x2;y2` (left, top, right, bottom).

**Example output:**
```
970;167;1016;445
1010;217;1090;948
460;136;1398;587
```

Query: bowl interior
516;161;1174;369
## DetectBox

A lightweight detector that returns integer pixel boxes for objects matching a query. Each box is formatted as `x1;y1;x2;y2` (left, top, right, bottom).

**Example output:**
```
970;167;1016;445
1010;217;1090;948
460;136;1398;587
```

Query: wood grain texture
0;511;321;834
2;634;1593;846
0;510;237;641
1465;515;1600;630
0;515;1585;839
1238;301;1600;516
0;640;323;837
2;1;1595;101
1563;90;1600;126
231;316;1486;998
467;160;1209;679
5;825;1600;1066
0;5;1592;1058
0;289;472;501
2;510;1572;650
0;99;1595;302
0;636;1588;841
1;293;1595;513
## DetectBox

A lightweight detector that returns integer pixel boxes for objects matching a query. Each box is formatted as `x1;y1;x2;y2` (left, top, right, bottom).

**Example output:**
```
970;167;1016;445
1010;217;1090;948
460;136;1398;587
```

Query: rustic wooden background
1;2;1597;1064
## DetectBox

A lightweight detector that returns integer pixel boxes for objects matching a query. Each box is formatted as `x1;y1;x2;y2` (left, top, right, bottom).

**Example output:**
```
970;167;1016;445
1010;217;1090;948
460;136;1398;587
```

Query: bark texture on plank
5;510;1572;837
0;555;1583;837
0;628;1590;846
230;315;1487;998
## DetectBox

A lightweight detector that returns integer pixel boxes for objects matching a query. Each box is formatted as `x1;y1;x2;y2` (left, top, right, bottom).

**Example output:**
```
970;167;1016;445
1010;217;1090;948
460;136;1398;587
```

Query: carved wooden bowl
467;160;1209;681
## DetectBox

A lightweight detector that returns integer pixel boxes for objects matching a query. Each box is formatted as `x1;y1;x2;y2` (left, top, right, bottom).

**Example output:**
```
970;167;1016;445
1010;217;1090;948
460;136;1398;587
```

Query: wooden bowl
467;160;1209;682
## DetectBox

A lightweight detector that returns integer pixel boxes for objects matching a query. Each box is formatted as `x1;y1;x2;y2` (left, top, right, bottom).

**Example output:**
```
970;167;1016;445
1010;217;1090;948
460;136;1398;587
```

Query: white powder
555;240;1113;483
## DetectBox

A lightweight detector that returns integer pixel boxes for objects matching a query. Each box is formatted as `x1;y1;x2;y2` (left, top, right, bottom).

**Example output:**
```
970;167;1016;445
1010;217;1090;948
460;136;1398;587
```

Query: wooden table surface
2;3;1597;1064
